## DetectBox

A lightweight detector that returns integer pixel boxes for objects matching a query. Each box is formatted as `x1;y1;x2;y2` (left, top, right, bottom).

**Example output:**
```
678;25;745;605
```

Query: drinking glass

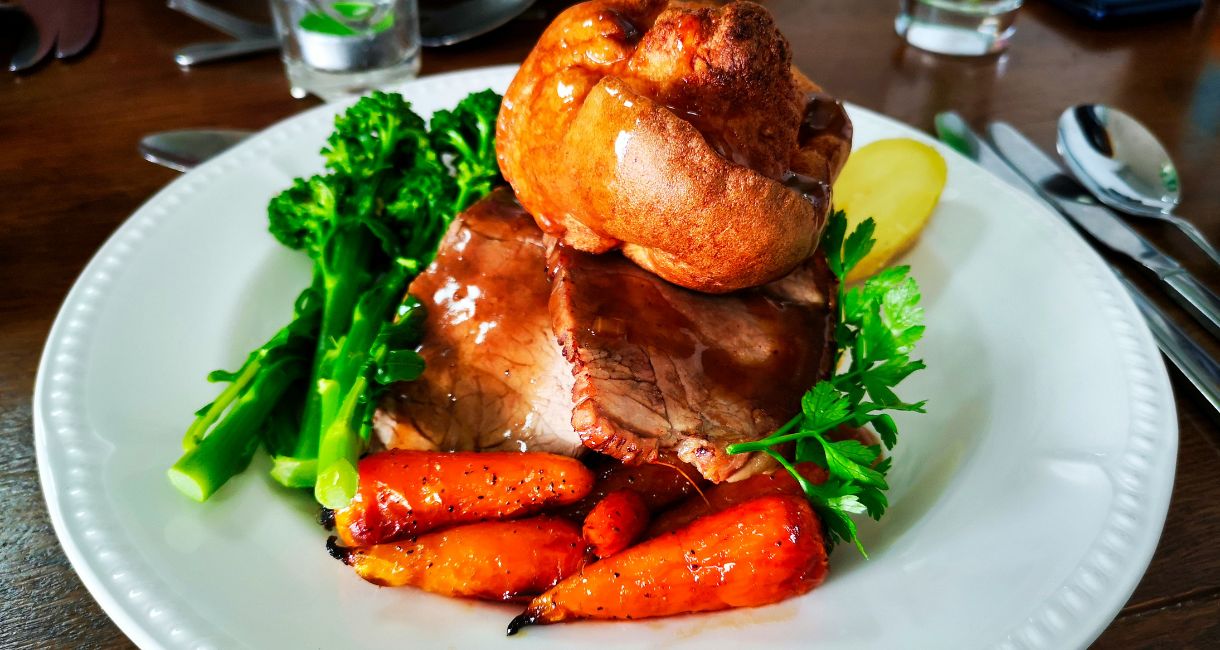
270;0;422;101
896;0;1023;56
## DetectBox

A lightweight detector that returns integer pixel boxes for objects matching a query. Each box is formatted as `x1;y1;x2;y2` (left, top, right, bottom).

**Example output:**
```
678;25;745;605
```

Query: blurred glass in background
271;0;421;101
896;0;1023;56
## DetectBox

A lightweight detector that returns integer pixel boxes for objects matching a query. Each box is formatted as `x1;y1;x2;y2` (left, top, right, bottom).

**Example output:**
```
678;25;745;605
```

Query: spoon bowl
1058;103;1220;265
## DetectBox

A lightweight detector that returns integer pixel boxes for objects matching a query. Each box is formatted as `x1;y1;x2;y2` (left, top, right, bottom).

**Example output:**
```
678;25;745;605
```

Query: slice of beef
374;189;582;456
548;244;836;483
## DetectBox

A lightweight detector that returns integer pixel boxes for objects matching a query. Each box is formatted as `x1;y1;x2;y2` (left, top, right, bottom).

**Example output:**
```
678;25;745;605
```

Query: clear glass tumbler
895;0;1023;56
270;0;422;101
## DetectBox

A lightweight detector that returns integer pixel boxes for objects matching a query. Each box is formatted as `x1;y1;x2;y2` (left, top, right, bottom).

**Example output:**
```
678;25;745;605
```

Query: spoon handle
1119;275;1220;414
1169;215;1220;267
1161;272;1220;340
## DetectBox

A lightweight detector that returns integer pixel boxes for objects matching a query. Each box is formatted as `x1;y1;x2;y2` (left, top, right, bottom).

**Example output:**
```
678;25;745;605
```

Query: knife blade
139;129;252;172
934;113;1032;193
933;112;1220;414
167;0;275;40
988;121;1220;340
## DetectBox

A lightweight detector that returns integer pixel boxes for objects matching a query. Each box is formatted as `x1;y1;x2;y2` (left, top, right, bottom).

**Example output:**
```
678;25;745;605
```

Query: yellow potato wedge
832;138;948;283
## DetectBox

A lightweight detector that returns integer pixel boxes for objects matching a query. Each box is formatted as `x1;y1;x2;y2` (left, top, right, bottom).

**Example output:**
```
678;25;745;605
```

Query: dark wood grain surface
2;0;1218;647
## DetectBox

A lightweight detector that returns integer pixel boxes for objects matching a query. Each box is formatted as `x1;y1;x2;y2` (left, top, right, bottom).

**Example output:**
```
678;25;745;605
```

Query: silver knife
934;113;1032;193
988;121;1220;340
934;112;1220;414
139;129;252;172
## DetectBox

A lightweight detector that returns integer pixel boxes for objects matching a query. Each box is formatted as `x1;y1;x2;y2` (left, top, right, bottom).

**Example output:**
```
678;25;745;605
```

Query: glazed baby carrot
582;489;649;558
329;516;588;601
331;450;595;546
560;457;708;520
647;462;828;536
508;495;828;632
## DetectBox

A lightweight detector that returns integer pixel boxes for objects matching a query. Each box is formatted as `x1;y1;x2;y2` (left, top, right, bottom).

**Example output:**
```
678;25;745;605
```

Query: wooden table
2;0;1217;646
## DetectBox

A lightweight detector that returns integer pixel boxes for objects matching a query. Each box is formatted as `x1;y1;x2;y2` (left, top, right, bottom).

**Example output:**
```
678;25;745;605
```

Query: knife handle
1121;276;1220;413
174;38;280;67
1161;271;1220;340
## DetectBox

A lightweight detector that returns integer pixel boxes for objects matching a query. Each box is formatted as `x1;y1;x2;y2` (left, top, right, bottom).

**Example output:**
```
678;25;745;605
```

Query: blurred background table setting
2;0;1219;647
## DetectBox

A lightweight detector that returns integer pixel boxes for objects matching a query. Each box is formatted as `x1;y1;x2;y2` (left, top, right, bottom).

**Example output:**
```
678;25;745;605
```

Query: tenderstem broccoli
170;89;503;504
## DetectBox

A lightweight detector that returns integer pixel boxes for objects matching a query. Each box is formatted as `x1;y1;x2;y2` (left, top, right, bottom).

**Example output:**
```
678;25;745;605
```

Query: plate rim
33;64;1177;650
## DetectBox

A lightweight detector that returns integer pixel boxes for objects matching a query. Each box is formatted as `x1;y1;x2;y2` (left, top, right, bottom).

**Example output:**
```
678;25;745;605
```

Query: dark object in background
7;0;102;72
1046;0;1201;22
419;0;536;47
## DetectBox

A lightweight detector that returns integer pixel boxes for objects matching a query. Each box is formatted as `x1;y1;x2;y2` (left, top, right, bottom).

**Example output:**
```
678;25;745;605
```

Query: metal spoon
139;129;252;172
1058;104;1220;266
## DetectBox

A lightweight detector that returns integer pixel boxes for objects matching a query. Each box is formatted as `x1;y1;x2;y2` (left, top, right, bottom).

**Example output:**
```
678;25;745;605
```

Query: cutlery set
936;112;1220;412
5;0;540;71
169;0;539;67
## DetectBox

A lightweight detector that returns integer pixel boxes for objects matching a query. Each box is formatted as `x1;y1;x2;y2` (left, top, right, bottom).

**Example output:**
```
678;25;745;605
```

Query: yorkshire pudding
496;0;852;292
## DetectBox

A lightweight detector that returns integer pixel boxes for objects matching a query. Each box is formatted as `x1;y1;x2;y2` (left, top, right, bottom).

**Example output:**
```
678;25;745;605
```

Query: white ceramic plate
35;66;1177;650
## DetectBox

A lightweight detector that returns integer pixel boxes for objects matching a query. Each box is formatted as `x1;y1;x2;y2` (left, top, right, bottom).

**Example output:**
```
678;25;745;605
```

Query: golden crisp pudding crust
496;0;852;292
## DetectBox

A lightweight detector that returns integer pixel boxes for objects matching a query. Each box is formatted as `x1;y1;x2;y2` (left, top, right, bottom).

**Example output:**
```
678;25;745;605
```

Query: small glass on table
896;0;1023;57
271;0;421;101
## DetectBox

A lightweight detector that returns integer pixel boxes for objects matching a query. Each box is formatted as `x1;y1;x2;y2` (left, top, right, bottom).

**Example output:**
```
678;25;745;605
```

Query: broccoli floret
429;89;503;213
324;91;430;180
267;175;344;257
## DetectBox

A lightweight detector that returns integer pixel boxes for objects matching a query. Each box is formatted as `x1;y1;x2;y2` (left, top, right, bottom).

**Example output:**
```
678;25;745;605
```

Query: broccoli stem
270;456;318;488
169;357;306;501
314;374;368;508
172;281;320;501
313;270;411;507
298;226;376;468
182;354;262;450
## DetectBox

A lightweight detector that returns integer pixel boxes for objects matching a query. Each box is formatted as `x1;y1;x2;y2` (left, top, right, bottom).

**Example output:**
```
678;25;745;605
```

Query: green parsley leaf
726;209;927;556
800;381;852;431
820;435;888;488
870;413;899;449
822;210;848;277
841;217;876;273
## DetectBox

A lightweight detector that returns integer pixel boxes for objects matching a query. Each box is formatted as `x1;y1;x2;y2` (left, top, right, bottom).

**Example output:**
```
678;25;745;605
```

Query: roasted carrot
560;455;708;520
582;489;649;558
329;516;588;601
331;450;595;546
508;495;828;632
647;462;828;536
829;424;881;447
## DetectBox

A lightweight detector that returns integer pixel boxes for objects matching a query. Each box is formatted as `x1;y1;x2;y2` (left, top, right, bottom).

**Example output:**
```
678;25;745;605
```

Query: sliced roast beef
548;244;836;483
373;189;583;456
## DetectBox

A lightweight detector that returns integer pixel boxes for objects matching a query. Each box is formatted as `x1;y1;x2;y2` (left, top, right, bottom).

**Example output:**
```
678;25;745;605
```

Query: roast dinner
170;0;947;635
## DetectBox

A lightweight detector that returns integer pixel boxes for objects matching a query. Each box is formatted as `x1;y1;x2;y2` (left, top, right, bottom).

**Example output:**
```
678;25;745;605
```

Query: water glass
896;0;1023;56
271;0;422;101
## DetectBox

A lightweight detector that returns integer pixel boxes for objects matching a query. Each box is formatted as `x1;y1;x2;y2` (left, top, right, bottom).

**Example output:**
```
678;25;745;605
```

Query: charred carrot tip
506;613;536;636
326;536;353;565
318;507;336;530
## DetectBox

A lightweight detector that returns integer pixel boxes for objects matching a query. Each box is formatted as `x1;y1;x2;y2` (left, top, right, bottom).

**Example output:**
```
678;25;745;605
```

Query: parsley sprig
726;211;926;556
